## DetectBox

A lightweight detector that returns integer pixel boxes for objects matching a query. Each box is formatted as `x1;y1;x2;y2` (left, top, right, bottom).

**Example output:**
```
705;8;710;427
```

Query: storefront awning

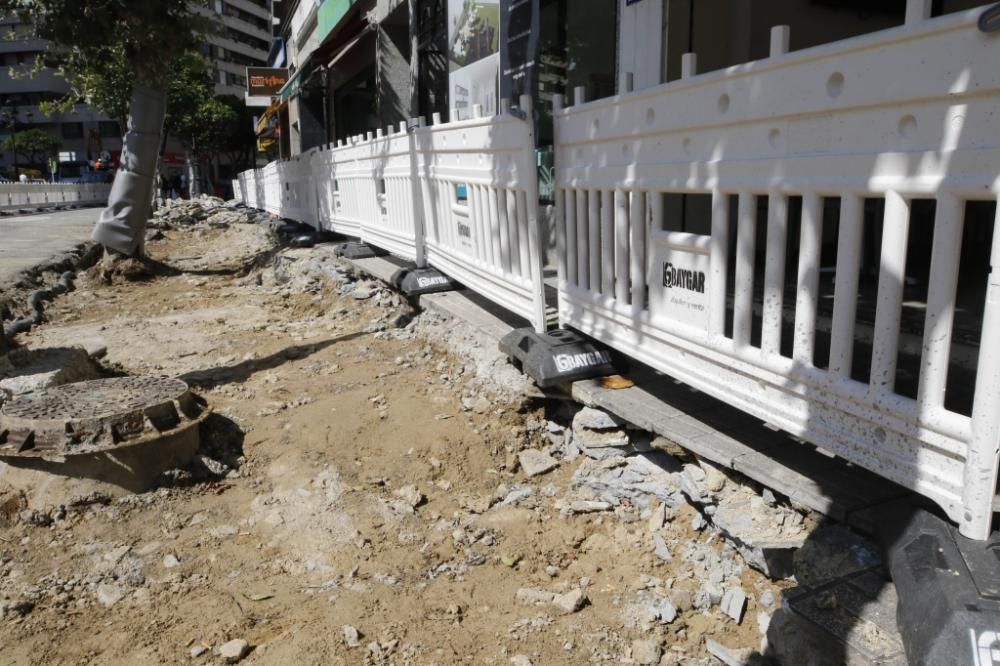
255;100;282;136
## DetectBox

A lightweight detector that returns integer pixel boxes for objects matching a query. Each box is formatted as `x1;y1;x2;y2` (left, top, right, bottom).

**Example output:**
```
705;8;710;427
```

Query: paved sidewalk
0;207;99;284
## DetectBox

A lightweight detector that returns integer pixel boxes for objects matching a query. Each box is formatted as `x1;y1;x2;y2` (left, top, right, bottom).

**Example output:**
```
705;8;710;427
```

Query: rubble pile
151;195;265;230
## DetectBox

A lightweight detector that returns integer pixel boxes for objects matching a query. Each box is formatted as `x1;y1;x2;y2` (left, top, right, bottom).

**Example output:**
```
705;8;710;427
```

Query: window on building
99;121;120;138
61;122;84;139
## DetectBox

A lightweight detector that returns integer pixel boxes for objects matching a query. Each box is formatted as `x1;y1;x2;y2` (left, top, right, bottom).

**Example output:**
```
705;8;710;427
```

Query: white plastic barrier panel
416;99;546;332
554;9;1000;539
261;162;281;216
320;134;379;238
279;153;318;227
357;123;426;263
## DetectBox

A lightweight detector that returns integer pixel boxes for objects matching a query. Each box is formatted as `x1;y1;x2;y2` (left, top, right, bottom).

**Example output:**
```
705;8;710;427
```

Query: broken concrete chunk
652;533;672;562
552;588;587;614
217;638;250;663
705;639;754;666
631;639;662;665
515;588;555;605
393;485;424;508
721;587;747;623
517;449;558;478
573;406;625;430
343;625;361;647
95;583;125;607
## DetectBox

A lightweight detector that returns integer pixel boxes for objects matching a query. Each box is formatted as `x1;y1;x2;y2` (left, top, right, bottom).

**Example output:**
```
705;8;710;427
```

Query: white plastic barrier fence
554;9;1000;539
0;183;110;210
416;98;546;332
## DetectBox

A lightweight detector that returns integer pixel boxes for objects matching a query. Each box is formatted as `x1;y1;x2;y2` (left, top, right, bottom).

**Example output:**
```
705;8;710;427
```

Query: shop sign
246;67;289;97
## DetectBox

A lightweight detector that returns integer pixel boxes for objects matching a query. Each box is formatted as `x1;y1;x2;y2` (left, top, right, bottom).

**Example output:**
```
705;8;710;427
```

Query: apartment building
203;0;274;97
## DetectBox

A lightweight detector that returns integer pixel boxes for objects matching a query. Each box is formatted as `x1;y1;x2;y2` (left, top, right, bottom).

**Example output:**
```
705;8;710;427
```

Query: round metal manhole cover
2;376;190;422
0;376;206;457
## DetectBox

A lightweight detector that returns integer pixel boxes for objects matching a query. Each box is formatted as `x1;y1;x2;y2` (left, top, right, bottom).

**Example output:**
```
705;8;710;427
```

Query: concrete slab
0;208;100;285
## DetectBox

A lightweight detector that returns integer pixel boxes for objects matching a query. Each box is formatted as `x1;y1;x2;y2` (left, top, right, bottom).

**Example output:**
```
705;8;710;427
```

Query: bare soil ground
0;216;785;665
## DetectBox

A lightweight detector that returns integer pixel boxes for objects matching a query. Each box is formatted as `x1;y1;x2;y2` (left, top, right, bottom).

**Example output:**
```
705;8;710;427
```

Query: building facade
203;0;273;97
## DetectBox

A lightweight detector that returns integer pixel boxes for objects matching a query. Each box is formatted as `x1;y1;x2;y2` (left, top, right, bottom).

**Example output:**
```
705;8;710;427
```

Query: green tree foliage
0;0;214;88
2;127;61;167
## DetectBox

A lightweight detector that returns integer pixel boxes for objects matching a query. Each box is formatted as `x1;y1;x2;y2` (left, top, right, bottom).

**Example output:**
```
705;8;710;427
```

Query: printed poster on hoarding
449;0;500;117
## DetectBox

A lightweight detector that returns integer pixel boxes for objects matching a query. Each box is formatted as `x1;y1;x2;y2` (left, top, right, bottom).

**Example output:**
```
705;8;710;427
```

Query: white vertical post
574;86;586;107
918;194;963;409
709;190;730;338
733;192;757;348
601;190;614;297
681;53;698;79
431;112;441;125
906;0;932;25
829;195;864;376
623;72;634;94
869;191;910;396
630;190;647;313
518;93;546;333
761;192;788;356
770;26;790;57
553;94;567;287
576;189;589;288
500;98;511;115
472;103;483;118
615;189;630;304
588;188;601;290
962;202;1000;539
566;187;579;287
793;193;823;365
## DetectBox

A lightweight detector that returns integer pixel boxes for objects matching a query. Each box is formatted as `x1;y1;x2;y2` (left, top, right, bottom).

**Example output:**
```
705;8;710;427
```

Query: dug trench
0;199;881;665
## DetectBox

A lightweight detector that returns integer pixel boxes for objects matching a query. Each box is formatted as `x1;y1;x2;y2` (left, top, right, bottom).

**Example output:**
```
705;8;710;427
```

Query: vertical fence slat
509;190;525;278
829;194;864;377
614;189;630;305
576;189;589;289
733;192;757;348
793;193;823;365
495;186;512;274
630;190;647;312
601;190;614;297
869;190;910;396
709;190;730;337
555;185;567;285
963;198;1000;540
762;192;788;355
588;188;601;291
566;188;579;287
918;193;963;409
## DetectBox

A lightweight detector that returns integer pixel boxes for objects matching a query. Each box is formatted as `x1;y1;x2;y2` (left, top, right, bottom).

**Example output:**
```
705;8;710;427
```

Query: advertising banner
448;0;501;116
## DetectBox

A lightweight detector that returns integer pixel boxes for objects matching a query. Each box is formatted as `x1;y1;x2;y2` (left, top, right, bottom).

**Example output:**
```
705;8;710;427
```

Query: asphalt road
0;207;100;285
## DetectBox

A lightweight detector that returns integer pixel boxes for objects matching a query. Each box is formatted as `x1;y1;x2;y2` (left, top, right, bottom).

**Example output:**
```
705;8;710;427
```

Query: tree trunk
91;83;167;256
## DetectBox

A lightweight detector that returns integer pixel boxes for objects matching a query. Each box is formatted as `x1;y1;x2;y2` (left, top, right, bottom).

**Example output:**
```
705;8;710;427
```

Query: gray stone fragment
515;588;555;605
190;645;208;658
721;587;747;623
217;638;250;663
517;449;558;478
95;583;125;607
573;407;625;430
552;588;587;614
705;639;753;666
343;625;361;647
631;639;662;665
652;533;672;562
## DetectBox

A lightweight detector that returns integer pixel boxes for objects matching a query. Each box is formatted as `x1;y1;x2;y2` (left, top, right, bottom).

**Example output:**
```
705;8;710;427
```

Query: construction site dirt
0;202;864;665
